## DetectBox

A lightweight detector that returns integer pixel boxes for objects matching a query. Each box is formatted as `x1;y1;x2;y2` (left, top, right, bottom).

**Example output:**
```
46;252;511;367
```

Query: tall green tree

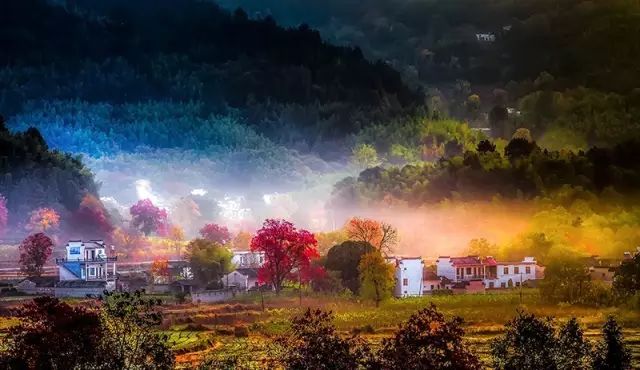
613;253;640;301
555;318;591;370
491;311;557;370
351;144;380;169
539;256;592;304
185;238;233;288
325;240;375;294
358;251;395;307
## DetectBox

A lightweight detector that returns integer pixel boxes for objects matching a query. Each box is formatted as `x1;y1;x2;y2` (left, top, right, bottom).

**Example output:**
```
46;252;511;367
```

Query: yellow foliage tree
359;251;395;307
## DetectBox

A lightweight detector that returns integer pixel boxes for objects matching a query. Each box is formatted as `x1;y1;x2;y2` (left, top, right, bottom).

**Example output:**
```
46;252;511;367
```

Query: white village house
436;255;538;289
222;268;260;291
388;255;541;297
231;250;265;268
221;250;265;292
55;240;117;297
387;257;424;297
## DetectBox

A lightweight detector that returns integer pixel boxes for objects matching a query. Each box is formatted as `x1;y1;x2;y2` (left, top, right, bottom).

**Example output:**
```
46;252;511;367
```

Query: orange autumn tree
345;217;398;254
150;258;170;284
168;225;186;257
26;208;60;233
232;231;252;251
109;228;148;260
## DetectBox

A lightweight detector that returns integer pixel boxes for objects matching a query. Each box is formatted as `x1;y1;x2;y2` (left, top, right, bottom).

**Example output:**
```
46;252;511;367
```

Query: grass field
1;290;638;368
165;289;640;368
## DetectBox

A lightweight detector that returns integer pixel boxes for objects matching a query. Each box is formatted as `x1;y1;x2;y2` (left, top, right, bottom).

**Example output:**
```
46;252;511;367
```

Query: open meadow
1;290;638;368
153;290;640;368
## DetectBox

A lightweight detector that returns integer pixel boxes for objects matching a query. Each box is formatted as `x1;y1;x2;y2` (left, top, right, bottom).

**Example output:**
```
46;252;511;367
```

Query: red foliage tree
129;199;168;236
19;233;54;277
73;194;114;235
0;194;7;236
250;219;319;294
199;223;231;244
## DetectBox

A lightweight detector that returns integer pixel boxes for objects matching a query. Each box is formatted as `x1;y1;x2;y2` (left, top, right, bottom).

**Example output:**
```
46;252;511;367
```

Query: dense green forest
0;116;100;233
1;0;421;151
222;0;640;148
3;0;640;247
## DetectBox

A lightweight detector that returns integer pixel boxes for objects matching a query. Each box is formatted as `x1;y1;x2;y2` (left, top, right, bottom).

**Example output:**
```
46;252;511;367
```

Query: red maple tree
129;199;168;236
250;219;320;294
199;223;231;244
19;233;54;277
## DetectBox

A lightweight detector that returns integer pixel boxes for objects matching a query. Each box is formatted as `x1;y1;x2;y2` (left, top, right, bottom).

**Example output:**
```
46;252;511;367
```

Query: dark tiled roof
450;256;483;266
235;268;258;278
23;276;57;287
56;280;106;288
440;276;453;284
171;280;195;286
423;270;439;281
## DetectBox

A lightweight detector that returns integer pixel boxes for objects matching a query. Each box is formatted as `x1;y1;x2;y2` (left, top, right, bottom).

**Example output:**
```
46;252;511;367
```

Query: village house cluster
388;255;543;297
5;238;637;301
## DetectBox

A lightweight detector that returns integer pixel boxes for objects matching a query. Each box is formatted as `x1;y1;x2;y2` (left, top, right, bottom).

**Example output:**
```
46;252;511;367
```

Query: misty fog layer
8;101;357;236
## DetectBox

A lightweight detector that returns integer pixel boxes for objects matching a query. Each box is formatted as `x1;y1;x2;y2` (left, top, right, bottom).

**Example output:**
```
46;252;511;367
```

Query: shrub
274;308;368;370
234;326;249;338
491;311;557;370
375;304;482;370
215;328;234;336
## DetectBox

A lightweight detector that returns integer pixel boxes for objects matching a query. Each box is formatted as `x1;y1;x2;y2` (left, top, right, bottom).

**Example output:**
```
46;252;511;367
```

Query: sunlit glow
217;195;251;222
191;188;208;196
135;179;160;204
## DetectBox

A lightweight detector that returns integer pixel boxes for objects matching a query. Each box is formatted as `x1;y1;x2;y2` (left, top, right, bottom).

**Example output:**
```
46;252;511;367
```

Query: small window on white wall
402;278;408;286
89;267;96;276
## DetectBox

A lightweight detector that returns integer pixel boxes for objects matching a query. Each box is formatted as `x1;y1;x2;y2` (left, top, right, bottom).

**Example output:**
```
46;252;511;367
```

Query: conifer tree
592;316;631;370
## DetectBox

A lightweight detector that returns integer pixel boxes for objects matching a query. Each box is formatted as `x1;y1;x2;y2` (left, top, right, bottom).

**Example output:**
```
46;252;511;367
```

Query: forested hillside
1;0;420;149
0;116;102;236
222;0;640;148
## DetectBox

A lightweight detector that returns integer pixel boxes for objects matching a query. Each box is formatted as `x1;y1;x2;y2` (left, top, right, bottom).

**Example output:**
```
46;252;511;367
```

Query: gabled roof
483;257;498;266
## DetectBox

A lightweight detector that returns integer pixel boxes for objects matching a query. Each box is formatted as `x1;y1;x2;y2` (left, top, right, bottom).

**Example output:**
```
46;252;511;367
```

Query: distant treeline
333;136;640;206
